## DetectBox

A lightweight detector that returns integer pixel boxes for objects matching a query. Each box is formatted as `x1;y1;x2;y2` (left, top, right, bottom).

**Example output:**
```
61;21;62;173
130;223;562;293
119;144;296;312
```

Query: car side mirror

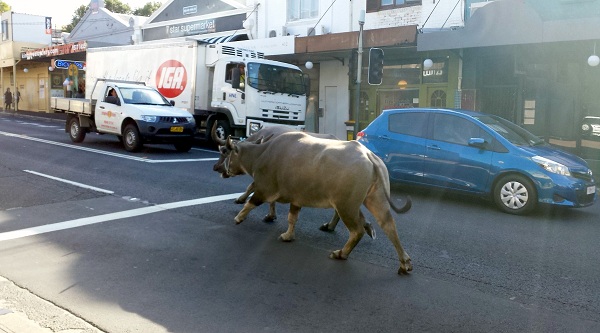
468;137;486;148
170;100;175;106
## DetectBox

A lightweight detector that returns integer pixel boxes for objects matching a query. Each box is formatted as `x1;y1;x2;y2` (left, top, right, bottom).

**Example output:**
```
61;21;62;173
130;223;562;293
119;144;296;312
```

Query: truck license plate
170;126;184;133
587;186;596;195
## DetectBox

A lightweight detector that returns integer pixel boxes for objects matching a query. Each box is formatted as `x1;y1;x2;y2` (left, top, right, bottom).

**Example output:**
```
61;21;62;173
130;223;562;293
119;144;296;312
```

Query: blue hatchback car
357;108;597;215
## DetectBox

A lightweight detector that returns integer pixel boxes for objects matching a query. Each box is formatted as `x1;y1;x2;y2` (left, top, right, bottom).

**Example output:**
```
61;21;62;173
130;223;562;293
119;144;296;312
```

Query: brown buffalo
219;131;413;275
212;124;379;238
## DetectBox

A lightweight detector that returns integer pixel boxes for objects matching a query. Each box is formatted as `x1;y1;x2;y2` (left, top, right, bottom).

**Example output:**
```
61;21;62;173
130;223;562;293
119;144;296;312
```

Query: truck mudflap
246;119;305;137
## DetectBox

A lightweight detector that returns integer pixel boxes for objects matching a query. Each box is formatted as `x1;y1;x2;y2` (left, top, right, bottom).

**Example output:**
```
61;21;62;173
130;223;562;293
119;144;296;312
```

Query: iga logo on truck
156;60;187;98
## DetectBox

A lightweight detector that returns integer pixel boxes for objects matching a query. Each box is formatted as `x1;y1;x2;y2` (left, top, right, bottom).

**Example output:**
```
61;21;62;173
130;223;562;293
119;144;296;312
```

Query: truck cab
209;53;308;139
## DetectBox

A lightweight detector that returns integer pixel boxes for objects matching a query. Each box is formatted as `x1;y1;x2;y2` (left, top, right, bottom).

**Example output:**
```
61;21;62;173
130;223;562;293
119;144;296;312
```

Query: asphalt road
0;112;599;332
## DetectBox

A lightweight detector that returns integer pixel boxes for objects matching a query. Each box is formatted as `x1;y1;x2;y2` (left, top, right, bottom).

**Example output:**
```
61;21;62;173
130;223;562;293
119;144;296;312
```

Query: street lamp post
353;10;365;139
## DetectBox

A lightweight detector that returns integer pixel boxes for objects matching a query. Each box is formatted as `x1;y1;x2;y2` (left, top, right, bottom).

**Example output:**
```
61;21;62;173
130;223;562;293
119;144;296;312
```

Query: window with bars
287;0;319;21
367;0;422;12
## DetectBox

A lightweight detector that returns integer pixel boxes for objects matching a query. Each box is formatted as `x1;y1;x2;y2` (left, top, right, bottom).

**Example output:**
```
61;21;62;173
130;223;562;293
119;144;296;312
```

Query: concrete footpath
0;277;103;333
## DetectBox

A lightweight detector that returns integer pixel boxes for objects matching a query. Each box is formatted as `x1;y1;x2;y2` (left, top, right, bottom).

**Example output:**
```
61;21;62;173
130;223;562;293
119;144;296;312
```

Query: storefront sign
21;41;88;60
142;14;244;41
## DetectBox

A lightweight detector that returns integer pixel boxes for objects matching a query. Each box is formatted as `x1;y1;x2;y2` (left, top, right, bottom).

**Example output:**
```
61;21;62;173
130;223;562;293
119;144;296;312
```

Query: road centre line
0;130;218;163
23;170;114;194
0;192;245;242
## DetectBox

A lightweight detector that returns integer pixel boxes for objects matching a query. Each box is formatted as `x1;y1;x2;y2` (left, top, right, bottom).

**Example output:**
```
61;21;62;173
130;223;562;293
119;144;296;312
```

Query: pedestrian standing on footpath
15;88;21;111
3;88;12;111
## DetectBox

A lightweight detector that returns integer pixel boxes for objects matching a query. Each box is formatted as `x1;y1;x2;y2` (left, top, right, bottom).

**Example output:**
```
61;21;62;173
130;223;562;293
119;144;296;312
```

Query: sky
7;0;155;28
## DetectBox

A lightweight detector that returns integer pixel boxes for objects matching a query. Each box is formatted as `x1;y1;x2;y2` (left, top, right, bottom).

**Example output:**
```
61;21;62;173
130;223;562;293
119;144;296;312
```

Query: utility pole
353;10;365;139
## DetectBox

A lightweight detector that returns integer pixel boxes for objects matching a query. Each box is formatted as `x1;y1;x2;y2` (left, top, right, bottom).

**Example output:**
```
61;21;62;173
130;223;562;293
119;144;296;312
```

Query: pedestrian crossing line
0;192;245;242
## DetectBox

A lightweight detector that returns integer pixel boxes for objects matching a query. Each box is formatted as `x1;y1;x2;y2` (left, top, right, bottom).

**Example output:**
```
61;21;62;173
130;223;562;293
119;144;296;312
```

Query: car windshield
120;87;170;106
474;115;545;146
247;62;307;96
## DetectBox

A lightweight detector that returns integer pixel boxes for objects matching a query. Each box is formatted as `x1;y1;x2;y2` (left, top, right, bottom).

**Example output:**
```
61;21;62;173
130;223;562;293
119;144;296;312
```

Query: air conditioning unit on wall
307;27;316;36
268;30;277;38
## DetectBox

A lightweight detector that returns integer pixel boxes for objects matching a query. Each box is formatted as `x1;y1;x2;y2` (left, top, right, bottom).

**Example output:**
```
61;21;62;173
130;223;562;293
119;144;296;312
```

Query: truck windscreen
247;62;306;96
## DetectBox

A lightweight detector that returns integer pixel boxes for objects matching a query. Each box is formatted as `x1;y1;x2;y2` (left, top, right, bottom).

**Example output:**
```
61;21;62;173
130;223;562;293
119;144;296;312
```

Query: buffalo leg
329;208;365;260
235;182;255;204
234;194;264;224
279;204;301;242
263;203;277;222
319;210;376;239
365;198;412;274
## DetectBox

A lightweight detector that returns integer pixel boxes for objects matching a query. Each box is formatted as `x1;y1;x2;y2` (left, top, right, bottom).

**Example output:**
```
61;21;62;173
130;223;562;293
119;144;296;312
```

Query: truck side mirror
231;68;241;89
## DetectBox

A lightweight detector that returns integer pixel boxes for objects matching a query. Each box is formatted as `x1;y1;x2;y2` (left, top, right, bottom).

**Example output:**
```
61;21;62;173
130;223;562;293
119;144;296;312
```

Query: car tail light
357;131;365;139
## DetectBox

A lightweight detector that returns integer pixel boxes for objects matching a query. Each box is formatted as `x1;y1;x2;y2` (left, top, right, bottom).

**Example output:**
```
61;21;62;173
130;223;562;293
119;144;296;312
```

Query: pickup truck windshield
247;62;306;96
120;88;170;105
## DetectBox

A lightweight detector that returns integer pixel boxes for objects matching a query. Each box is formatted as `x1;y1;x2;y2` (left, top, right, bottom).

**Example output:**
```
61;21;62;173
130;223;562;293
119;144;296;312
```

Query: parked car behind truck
357;108;597;215
51;80;196;152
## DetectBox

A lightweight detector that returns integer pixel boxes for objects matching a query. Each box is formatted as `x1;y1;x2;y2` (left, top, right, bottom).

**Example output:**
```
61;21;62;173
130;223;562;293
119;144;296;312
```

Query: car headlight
532;156;571;176
186;116;195;124
141;115;159;123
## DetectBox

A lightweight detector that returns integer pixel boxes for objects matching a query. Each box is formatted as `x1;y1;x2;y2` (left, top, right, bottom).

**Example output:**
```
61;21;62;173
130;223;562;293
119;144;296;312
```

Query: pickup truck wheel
174;141;193;152
68;117;86;143
123;124;143;152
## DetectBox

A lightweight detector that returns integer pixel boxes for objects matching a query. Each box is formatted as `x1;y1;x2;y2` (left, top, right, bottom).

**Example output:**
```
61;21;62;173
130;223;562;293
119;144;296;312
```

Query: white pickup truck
50;80;196;152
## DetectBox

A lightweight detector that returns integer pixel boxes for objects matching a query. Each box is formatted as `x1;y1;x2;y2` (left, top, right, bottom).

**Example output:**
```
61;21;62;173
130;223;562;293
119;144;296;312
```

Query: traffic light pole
353;11;365;140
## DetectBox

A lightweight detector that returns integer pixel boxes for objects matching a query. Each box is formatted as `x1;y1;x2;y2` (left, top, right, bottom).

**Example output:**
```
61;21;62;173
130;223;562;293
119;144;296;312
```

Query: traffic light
368;48;384;85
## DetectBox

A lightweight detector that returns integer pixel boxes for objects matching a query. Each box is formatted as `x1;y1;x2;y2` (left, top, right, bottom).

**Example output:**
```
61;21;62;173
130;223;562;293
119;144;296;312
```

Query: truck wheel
68;117;86;143
174;141;193;152
493;174;537;215
123;124;143;152
212;119;231;143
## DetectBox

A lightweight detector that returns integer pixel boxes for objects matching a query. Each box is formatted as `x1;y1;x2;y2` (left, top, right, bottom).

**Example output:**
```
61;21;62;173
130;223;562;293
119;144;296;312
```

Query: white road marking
0;192;244;242
23;170;114;194
0;130;218;163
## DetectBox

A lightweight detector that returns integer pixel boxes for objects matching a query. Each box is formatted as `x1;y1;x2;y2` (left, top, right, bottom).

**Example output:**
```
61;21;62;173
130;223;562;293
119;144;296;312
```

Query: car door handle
427;145;441;150
99;106;105;109
379;135;390;140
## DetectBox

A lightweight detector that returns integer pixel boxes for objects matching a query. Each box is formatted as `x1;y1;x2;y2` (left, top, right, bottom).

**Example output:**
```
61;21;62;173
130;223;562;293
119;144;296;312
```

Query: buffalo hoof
263;215;277;223
329;250;347;260
234;199;246;204
364;223;376;239
278;234;294;242
319;222;334;232
397;259;413;275
234;218;244;224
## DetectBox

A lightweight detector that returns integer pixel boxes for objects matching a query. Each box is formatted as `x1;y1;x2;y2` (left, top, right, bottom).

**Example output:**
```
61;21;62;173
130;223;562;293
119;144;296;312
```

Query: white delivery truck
50;79;196;152
84;40;308;140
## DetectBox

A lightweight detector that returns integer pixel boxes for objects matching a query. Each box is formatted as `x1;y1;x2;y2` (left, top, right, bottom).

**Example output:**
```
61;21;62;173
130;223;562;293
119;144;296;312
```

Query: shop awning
418;0;600;51
197;33;248;44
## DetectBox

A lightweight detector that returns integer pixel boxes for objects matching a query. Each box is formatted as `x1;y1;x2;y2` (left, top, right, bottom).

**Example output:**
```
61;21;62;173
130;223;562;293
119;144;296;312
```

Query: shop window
367;0;421;12
430;90;447;108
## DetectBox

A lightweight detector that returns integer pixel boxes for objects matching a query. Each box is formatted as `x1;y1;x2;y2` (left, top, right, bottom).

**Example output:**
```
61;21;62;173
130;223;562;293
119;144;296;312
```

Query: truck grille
261;109;302;121
158;116;191;124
